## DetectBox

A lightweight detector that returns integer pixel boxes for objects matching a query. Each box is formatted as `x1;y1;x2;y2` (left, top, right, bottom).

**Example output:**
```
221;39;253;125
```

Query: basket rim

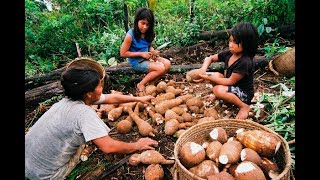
174;119;292;180
67;57;106;80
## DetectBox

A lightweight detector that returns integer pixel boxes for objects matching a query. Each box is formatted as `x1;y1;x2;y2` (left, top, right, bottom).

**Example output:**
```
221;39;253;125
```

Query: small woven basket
67;57;107;87
174;119;292;180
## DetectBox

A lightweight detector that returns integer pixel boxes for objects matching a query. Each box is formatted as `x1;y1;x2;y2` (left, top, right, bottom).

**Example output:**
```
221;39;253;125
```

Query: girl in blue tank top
120;7;171;93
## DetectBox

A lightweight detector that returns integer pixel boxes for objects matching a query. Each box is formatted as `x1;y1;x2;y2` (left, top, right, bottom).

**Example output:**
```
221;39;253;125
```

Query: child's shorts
131;59;149;73
228;86;250;104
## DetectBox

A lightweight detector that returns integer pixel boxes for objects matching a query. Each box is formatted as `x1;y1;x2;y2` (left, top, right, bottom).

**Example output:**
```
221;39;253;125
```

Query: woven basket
174;119;292;180
67;57;107;87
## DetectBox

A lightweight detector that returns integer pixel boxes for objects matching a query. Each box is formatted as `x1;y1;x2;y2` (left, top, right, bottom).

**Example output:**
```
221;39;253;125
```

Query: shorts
131;59;150;73
228;86;250;104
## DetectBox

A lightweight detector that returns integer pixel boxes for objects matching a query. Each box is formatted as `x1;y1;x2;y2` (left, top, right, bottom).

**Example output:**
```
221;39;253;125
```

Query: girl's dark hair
230;22;259;58
133;7;154;42
60;67;100;101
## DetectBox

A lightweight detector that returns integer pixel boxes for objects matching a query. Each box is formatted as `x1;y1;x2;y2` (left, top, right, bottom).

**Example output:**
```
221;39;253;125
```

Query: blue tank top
127;28;150;66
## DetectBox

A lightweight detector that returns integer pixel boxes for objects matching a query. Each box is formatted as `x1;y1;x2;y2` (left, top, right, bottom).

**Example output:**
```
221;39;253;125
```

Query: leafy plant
263;39;288;58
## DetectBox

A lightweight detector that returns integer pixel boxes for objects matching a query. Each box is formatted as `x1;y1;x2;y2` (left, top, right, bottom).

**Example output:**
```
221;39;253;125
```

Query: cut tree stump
25;58;268;108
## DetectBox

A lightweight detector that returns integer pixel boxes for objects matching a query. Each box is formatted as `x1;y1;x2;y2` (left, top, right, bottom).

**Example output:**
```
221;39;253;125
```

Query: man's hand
137;95;155;104
135;137;158;151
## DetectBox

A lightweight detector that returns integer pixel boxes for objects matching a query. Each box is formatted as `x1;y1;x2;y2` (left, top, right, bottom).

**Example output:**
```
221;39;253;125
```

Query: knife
96;155;130;179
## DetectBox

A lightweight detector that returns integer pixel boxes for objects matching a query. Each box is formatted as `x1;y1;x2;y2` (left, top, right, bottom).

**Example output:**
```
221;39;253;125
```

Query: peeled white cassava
179;141;206;168
209;127;228;144
234;161;266;180
240;148;262;166
188;160;219;178
236;129;281;158
218;140;243;165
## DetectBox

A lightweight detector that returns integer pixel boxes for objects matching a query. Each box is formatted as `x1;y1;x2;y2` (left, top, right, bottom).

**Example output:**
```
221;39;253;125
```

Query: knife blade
97;155;130;179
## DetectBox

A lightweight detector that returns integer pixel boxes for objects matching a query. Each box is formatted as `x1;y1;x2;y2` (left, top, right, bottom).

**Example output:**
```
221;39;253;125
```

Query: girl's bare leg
137;60;166;91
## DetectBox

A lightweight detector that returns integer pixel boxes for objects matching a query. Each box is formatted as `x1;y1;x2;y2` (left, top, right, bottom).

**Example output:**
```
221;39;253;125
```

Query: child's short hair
230;22;259;58
61;67;100;101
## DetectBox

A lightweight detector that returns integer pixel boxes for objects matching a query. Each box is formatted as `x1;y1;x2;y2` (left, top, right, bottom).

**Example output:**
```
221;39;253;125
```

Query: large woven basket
174;119;292;180
67;57;107;87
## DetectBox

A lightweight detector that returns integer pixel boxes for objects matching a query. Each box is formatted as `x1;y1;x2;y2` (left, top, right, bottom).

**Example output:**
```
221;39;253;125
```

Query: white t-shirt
25;97;110;179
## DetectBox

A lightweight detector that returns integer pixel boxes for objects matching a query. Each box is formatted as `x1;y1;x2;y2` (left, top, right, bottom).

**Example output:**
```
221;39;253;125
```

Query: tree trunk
25;57;268;108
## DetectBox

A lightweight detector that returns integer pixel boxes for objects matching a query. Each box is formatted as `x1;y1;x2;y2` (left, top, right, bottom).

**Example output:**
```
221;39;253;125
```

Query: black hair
60;67;100;101
230;22;259;58
133;7;155;42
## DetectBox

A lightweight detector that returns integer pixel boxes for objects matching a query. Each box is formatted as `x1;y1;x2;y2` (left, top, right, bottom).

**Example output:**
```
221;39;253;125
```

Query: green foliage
251;77;295;141
25;0;295;77
262;39;288;58
67;159;110;180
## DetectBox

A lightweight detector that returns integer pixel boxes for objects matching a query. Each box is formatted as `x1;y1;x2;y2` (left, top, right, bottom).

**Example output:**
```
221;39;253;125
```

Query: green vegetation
25;0;295;77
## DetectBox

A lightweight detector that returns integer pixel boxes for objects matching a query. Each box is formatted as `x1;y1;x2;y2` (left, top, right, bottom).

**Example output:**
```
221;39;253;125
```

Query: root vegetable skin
155;98;183;115
164;119;180;135
107;107;123;121
156;81;167;93
218;140;243;165
188;160;220;178
165;109;184;122
116;116;133;134
151;92;175;105
206;141;223;161
165;86;183;96
100;104;116;113
207;171;235;180
179;141;206;168
240;148;262;166
209;127;228;144
204;107;220;119
124;106;155;137
129;150;175;166
80;146;94;162
181;112;194;122
197;117;216;124
145;85;157;96
186;69;206;82
236;129;282;158
234;161;266;180
145;164;164;180
175;129;186;138
148;110;164;125
259;157;280;178
176;94;194;104
170;106;186;115
186;97;204;108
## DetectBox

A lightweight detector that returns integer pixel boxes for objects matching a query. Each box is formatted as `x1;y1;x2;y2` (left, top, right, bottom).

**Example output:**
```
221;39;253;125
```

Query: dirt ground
25;38;295;180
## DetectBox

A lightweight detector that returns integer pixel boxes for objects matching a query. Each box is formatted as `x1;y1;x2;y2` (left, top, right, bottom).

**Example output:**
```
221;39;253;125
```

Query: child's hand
150;50;160;60
194;74;213;83
141;52;152;60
